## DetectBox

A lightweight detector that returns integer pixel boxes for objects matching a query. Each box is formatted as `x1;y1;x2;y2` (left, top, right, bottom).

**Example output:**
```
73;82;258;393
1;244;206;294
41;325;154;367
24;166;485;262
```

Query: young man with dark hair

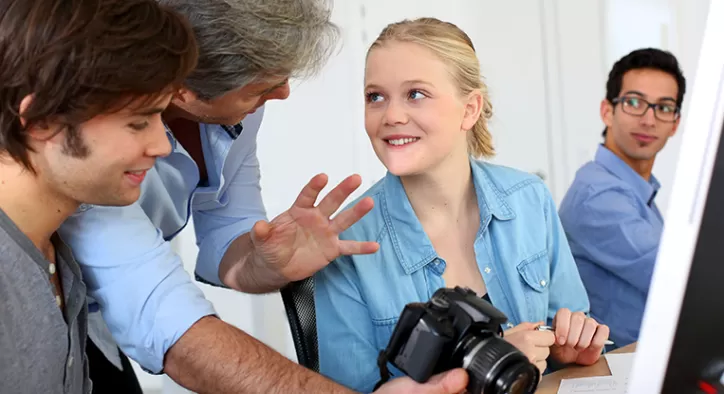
0;0;198;392
559;48;686;348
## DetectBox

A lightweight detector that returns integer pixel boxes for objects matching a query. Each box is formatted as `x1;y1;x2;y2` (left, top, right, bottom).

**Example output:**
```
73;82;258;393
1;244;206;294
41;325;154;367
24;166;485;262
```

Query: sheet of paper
605;353;635;378
557;376;628;394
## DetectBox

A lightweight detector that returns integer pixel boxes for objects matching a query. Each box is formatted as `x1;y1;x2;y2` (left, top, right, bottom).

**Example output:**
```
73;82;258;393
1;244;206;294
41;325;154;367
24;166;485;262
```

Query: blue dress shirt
314;159;589;393
57;108;268;373
558;144;663;348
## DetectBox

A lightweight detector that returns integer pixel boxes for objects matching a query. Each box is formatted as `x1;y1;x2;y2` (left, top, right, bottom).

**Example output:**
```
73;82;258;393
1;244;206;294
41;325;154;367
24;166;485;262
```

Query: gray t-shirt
0;209;91;394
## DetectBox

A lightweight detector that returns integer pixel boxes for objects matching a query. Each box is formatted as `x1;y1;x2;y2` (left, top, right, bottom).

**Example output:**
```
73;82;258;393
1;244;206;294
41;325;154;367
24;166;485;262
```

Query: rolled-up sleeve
58;203;216;373
192;115;267;287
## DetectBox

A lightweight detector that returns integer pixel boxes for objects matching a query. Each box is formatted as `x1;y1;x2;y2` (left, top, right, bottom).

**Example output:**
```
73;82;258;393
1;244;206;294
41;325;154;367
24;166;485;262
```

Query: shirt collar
595;144;661;205
163;121;244;144
220;123;243;140
382;158;515;275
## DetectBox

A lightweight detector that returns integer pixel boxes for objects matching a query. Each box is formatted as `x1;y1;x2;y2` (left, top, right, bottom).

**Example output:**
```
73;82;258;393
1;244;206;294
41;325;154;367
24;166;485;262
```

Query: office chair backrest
280;277;319;372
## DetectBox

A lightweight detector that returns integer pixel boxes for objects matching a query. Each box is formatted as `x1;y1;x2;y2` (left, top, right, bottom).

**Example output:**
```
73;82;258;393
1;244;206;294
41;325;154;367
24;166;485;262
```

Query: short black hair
602;48;686;137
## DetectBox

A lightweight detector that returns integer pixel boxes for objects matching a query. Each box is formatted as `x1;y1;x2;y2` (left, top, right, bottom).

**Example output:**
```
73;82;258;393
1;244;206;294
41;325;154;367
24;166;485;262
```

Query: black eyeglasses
611;95;680;122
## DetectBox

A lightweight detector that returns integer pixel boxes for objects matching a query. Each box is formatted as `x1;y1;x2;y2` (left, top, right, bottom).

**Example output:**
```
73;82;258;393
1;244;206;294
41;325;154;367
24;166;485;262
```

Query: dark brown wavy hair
0;0;199;171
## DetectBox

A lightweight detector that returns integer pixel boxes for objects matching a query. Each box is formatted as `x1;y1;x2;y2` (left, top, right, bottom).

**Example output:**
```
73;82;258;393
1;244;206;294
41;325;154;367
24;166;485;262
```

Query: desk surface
535;342;637;394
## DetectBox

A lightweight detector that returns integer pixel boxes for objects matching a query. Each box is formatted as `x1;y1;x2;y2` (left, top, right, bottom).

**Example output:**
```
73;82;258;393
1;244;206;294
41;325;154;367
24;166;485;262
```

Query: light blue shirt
57;108;268;373
558;145;663;348
314;159;589;393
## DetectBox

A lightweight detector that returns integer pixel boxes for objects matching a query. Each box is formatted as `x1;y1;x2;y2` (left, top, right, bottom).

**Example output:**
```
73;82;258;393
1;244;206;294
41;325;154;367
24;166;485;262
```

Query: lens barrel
461;335;540;394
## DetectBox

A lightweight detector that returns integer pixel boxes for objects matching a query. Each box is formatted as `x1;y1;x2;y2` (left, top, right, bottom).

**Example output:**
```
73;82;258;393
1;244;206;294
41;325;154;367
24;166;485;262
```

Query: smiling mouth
124;169;148;184
385;137;420;146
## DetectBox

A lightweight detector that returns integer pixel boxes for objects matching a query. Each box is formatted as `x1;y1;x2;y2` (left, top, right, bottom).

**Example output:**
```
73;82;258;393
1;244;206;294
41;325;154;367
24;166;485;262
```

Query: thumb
425;368;468;394
251;220;272;244
526;321;545;329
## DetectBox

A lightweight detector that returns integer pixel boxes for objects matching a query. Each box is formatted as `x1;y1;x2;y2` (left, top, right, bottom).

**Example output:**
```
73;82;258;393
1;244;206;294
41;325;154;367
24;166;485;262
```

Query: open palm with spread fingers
250;173;379;282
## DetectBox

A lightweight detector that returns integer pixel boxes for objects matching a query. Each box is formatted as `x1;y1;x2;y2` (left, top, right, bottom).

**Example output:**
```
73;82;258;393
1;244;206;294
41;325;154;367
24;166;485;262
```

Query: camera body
379;287;539;394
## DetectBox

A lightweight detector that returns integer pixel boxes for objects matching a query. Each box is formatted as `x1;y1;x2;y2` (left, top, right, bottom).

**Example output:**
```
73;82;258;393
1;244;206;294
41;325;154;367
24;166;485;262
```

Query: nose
253;82;291;112
640;106;657;127
383;100;408;125
265;81;291;102
146;117;173;158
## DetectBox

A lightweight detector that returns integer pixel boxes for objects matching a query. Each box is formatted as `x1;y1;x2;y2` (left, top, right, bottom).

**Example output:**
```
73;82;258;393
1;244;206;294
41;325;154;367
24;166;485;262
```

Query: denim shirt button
484;267;491;274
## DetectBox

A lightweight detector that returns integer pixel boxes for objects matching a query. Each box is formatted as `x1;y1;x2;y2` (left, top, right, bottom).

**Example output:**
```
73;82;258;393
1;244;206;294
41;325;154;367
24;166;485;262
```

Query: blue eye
409;90;426;100
366;92;383;103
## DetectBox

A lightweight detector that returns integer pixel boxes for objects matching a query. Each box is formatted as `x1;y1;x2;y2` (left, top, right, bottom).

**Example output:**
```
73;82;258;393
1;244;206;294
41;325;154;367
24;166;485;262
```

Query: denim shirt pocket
515;250;550;322
371;317;405;379
371;317;397;354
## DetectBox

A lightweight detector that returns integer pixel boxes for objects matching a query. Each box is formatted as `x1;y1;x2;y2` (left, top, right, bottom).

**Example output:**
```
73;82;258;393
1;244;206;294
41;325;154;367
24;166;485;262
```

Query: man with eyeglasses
558;48;686;349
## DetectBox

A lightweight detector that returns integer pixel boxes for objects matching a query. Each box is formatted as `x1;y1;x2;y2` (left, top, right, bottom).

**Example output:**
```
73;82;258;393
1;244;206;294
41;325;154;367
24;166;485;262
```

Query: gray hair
158;0;339;100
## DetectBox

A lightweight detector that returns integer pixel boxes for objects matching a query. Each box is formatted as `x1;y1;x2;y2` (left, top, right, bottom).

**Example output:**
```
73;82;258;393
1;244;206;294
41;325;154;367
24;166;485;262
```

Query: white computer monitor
629;0;724;392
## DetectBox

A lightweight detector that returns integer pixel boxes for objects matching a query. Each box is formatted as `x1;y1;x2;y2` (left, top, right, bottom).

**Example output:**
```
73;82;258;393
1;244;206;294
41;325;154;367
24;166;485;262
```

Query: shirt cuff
143;299;217;374
105;284;218;375
195;226;255;288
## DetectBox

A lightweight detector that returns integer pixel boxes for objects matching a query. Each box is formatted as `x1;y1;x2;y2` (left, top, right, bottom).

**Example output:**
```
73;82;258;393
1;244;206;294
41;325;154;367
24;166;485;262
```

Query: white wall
539;0;608;202
127;1;710;392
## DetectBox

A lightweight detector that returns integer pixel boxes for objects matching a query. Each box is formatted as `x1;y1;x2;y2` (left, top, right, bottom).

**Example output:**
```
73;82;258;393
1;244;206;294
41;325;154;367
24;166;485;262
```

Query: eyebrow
622;90;676;102
364;79;434;91
131;107;166;117
258;79;289;95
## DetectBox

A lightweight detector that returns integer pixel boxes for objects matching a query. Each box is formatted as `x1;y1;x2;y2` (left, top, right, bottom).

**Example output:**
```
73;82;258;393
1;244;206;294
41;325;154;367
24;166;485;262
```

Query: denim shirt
314;159;589;393
57;108;268;373
558;145;663;347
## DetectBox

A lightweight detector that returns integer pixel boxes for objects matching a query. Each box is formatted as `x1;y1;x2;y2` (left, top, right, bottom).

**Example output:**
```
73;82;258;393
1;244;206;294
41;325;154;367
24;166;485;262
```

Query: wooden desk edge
535;342;637;394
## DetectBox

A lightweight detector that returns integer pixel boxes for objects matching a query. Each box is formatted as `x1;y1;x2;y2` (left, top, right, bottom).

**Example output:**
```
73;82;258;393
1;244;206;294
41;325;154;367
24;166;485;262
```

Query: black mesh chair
280;276;319;372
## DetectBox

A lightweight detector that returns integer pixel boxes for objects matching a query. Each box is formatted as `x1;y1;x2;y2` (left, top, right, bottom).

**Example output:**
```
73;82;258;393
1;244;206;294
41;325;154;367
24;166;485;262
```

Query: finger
566;312;586;348
316;174;362;217
330;197;374;233
504;321;541;336
553;308;571;346
529;330;556;347
250;220;272;244
338;240;379;255
528;340;551;363
292;173;329;209
426;368;468;394
535;360;547;375
575;318;598;351
590;324;610;350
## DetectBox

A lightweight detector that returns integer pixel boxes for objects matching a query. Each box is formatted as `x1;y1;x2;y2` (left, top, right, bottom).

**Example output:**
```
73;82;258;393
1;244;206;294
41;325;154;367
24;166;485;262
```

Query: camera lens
509;376;530;394
494;363;538;394
460;335;539;394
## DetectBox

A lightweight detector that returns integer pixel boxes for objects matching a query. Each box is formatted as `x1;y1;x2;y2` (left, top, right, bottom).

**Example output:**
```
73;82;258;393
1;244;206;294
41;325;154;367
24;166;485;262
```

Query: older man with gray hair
58;0;468;393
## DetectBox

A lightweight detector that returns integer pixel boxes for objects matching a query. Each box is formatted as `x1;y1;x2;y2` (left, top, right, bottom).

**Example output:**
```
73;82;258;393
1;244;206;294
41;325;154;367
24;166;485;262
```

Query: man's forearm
218;232;288;293
164;316;354;394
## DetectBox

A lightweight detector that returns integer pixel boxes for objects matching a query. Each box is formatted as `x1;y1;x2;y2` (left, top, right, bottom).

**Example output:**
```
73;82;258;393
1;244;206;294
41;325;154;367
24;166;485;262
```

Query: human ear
461;89;483;131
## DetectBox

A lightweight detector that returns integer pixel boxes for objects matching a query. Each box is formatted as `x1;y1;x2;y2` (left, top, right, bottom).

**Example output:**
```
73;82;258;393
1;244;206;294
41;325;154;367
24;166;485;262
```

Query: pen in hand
535;325;615;346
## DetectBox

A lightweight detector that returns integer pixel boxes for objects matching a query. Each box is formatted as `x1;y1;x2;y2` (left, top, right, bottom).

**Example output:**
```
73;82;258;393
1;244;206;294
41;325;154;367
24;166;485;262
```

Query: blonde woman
314;18;610;393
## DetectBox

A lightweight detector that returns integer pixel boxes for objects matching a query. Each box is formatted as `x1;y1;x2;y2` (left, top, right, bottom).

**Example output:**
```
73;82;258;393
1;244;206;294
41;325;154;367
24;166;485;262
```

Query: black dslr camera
375;287;539;394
